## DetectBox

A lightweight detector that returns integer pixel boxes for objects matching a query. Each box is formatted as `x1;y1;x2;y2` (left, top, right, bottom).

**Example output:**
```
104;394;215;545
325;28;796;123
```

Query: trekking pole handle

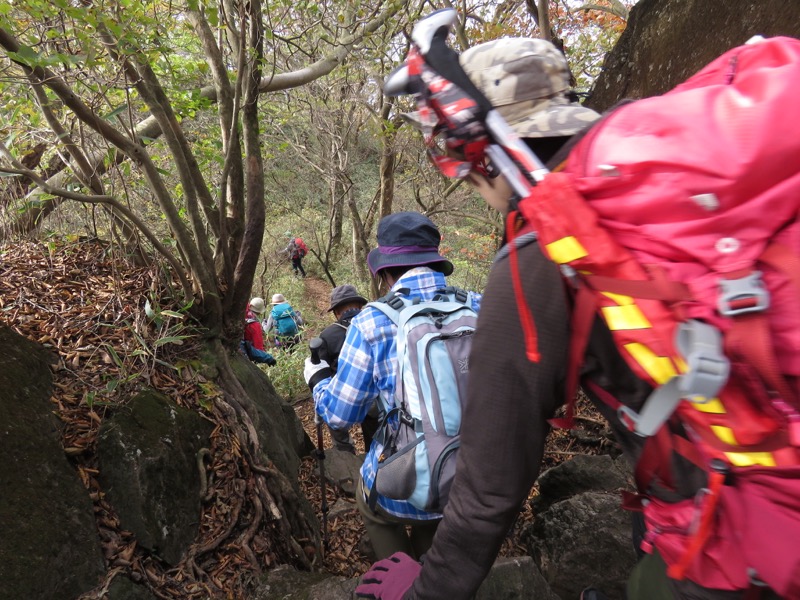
410;7;457;54
309;337;324;365
403;8;550;190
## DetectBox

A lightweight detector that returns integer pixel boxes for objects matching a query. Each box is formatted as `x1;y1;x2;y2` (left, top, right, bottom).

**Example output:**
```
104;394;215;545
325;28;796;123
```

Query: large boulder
525;456;637;600
475;556;560;600
528;491;636;599
533;454;632;513
96;389;214;565
587;0;800;111
230;353;315;474
230;354;319;529
0;325;105;599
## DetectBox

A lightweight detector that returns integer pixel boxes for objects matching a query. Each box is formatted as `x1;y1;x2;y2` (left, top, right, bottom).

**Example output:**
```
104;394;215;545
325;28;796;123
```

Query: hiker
314;284;381;454
264;293;304;349
241;297;276;365
357;29;800;600
284;233;307;278
304;212;481;561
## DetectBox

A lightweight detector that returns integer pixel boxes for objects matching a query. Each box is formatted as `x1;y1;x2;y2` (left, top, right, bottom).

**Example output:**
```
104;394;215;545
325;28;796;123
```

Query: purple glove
355;552;422;600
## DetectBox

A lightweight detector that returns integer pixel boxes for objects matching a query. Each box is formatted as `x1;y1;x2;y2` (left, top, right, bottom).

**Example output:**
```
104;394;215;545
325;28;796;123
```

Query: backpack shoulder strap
367;287;414;326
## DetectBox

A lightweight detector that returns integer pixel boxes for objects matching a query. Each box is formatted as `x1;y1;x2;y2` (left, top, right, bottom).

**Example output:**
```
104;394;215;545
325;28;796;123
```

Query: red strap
667;469;726;581
727;311;799;412
760;242;800;297
584;378;622;410
550;284;595;429
506;211;540;362
634;425;676;492
671;432;707;470
585;272;692;304
620;490;646;512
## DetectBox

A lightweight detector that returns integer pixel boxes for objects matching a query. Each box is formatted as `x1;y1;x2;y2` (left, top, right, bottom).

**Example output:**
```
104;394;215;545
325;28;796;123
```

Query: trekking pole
384;8;549;197
309;336;330;556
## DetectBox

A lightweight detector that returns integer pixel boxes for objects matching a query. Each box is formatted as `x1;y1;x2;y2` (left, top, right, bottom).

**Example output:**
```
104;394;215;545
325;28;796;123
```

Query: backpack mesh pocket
375;434;425;501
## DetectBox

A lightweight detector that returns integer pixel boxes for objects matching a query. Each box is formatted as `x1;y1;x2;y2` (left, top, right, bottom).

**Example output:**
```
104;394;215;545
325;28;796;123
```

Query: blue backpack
369;287;478;513
271;303;299;337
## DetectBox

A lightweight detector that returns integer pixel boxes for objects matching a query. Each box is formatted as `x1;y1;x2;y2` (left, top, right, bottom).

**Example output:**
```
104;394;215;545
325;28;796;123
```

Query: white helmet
249;297;266;314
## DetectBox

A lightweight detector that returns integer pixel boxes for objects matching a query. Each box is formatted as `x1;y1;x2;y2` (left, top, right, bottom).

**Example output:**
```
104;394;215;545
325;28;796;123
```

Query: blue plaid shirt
313;267;481;520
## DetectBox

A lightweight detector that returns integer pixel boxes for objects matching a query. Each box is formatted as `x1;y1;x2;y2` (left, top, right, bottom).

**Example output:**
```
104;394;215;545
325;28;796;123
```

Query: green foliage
439;223;499;293
265;345;309;403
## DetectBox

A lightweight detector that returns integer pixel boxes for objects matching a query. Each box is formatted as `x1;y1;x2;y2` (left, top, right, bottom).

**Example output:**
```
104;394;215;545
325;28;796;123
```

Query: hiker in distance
284;232;308;278
304;212;481;560
356;23;800;600
240;297;276;365
313;284;381;454
263;293;304;349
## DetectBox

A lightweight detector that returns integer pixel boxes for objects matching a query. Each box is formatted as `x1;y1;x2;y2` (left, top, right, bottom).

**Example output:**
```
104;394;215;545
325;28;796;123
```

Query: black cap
366;212;453;276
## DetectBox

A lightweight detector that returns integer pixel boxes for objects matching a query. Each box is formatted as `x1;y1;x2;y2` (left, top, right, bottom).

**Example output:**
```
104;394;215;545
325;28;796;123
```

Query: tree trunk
585;0;800;112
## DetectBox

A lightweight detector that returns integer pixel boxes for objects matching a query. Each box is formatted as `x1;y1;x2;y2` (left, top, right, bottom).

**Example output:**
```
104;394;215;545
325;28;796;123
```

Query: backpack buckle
433;287;468;303
717;271;769;316
453;288;468;303
386;288;410;311
618;405;641;433
675;320;730;403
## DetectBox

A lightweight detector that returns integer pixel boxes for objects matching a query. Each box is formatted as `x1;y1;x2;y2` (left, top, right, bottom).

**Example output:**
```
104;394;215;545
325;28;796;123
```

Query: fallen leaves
0;239;311;599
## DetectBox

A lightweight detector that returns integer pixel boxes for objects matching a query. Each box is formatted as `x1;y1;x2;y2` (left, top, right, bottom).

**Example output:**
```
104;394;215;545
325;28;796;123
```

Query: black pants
291;256;306;277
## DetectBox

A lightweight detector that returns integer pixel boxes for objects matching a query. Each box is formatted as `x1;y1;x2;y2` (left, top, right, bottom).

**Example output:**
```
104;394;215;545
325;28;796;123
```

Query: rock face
0;319;319;599
525;455;636;600
0;325;105;599
586;0;800;111
231;354;315;476
532;454;632;514
97;389;214;565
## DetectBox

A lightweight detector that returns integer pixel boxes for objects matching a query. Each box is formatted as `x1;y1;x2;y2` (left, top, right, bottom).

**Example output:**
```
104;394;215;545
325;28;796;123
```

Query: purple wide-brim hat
367;211;454;277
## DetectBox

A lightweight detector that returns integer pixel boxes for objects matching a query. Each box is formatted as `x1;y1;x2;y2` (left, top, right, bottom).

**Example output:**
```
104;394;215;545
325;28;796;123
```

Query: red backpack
510;36;800;595
294;237;308;258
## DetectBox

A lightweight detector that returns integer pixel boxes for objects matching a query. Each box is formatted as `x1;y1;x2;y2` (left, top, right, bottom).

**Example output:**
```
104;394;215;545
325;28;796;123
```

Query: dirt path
302;275;333;320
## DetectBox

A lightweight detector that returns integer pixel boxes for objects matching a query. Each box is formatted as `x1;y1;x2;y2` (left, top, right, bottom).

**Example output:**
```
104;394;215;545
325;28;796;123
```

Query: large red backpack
511;36;800;595
294;237;308;258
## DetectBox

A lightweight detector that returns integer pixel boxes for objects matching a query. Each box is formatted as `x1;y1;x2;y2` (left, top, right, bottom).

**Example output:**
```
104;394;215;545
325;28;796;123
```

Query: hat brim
327;295;368;312
500;98;600;138
403;99;599;139
367;248;454;277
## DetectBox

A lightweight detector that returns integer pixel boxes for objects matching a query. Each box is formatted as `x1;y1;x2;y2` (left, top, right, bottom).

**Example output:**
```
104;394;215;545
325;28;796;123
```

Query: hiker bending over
358;32;800;600
314;284;381;454
240;297;276;365
304;212;481;560
264;293;304;349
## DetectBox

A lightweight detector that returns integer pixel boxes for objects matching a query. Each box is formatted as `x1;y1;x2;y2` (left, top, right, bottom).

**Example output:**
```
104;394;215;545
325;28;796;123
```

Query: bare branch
0;144;192;298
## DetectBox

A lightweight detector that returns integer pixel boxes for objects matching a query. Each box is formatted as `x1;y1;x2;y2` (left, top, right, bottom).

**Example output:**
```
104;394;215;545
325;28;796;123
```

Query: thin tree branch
0;147;193;298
